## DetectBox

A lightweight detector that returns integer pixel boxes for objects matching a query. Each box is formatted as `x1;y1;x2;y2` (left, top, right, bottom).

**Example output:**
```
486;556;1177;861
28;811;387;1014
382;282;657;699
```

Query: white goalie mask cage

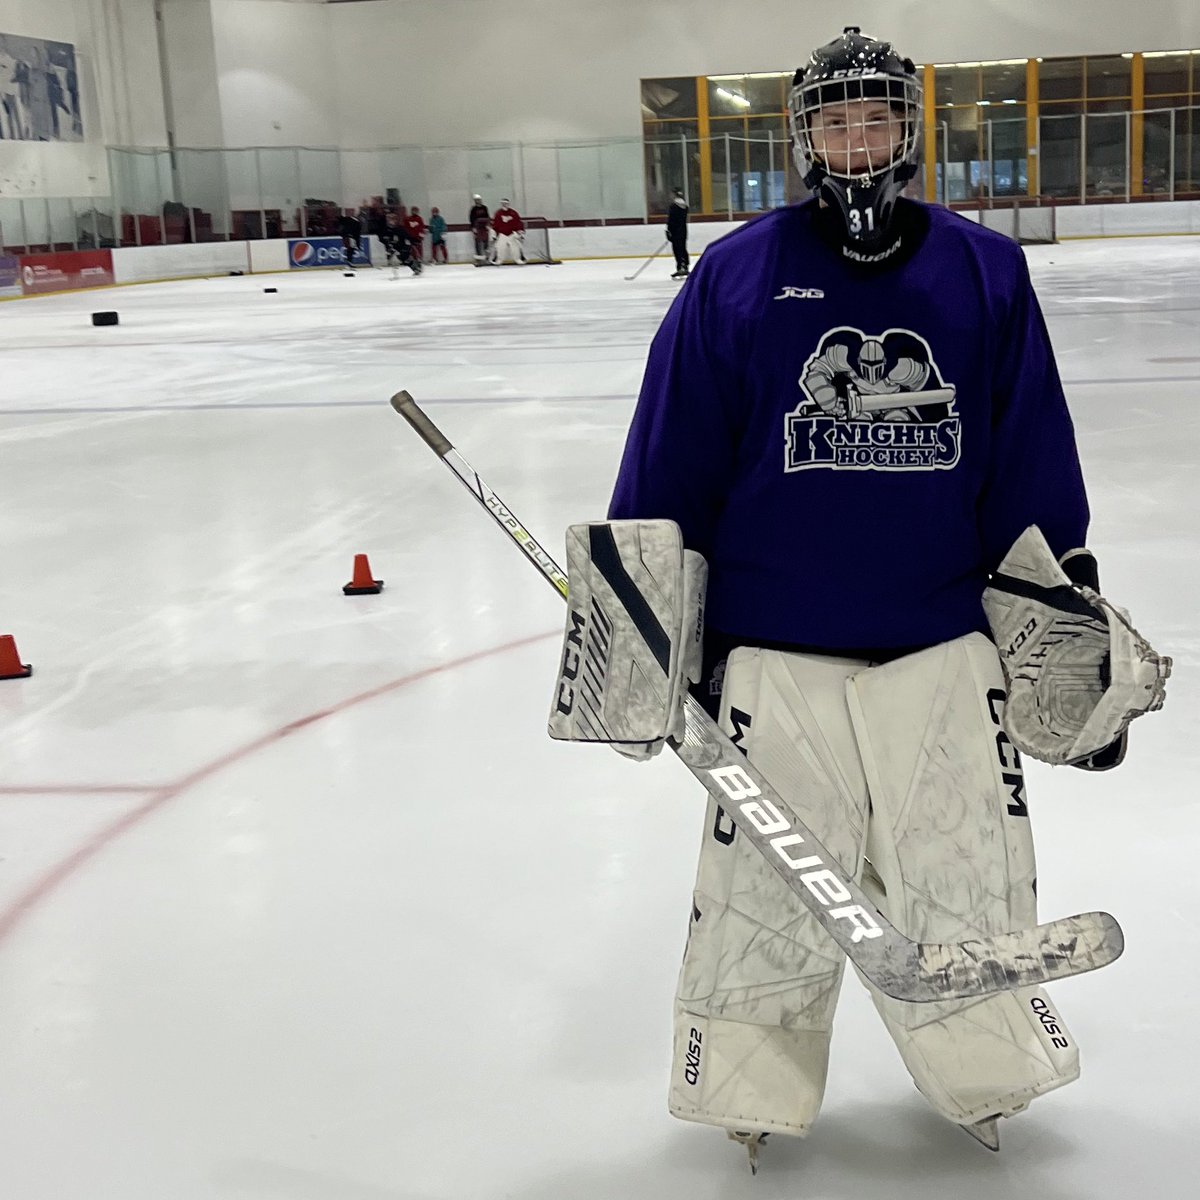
788;71;922;188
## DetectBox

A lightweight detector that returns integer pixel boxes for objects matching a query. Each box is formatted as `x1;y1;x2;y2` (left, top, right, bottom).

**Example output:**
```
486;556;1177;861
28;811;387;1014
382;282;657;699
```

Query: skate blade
726;1130;768;1174
959;1116;1000;1152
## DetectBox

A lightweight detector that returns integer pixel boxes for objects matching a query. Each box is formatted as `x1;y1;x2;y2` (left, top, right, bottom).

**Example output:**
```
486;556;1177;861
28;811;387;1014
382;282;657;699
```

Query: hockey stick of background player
390;389;1124;1003
625;240;670;281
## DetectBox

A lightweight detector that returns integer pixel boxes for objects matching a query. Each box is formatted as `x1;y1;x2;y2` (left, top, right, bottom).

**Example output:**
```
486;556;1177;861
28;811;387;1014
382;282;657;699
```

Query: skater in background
380;212;404;267
667;186;689;279
403;206;428;262
336;208;362;268
366;202;390;247
469;194;490;263
490;199;527;265
428;207;448;263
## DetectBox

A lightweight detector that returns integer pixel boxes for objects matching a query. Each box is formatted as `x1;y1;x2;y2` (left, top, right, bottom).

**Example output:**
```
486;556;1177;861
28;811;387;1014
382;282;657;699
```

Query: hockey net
517;217;560;265
459;216;560;265
978;201;1058;245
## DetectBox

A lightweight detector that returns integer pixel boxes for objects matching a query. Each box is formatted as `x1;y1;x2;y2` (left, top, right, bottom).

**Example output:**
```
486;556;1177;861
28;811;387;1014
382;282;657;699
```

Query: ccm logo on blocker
708;764;882;943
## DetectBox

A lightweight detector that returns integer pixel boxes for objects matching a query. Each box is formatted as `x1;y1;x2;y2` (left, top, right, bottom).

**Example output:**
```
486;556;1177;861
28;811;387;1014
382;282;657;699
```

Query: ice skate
959;1115;1000;1152
726;1129;769;1175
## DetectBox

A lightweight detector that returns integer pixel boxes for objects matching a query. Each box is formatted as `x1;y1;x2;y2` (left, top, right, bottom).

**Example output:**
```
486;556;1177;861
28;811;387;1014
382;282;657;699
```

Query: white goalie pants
490;232;526;264
670;634;1080;1136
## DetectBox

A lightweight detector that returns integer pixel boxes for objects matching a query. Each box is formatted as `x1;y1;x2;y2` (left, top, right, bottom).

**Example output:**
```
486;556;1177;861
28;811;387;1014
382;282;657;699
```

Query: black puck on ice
91;311;119;326
343;271;355;278
263;287;278;294
229;269;244;276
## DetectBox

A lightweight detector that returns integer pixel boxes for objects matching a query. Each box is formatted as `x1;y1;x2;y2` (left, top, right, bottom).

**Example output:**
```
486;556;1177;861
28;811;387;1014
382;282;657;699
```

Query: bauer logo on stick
708;764;883;943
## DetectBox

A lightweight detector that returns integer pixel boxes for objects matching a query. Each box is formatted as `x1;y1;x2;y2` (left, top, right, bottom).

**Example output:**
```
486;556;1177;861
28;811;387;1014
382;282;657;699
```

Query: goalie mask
789;27;922;253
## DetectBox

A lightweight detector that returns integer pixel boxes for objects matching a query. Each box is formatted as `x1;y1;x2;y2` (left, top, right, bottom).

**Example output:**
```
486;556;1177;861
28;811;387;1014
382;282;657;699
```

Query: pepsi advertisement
288;237;371;270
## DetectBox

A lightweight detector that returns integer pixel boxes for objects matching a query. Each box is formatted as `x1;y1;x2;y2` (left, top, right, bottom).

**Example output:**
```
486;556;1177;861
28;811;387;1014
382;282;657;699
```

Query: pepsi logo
291;241;315;266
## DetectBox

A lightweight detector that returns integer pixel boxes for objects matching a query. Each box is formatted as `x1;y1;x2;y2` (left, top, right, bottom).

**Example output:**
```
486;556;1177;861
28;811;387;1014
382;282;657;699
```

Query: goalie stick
625;239;670;282
390;389;1124;1003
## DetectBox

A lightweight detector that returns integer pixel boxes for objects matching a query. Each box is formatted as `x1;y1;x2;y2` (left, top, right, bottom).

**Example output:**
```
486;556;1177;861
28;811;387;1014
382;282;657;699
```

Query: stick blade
874;911;1124;1002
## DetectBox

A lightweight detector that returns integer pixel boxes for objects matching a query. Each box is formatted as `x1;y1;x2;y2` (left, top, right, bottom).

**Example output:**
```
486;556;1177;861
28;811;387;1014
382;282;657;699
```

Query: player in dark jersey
336;210;362;269
468;195;490;264
587;27;1167;1169
380;214;421;276
666;187;689;279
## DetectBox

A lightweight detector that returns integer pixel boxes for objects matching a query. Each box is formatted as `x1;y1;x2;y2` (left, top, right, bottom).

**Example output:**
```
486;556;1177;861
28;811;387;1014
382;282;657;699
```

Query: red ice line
0;630;557;945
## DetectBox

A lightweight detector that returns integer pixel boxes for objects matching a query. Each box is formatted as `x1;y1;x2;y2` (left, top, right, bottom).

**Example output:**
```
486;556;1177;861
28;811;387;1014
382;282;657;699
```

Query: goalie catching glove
548;520;706;760
982;526;1170;769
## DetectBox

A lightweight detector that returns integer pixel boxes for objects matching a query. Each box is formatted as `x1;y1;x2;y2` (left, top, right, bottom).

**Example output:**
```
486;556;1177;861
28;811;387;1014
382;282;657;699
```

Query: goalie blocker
548;520;705;759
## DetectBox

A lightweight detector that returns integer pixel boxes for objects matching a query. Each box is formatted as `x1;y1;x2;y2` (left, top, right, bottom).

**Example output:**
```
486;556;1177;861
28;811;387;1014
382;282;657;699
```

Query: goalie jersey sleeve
977;252;1088;571
608;268;748;563
608;201;1090;652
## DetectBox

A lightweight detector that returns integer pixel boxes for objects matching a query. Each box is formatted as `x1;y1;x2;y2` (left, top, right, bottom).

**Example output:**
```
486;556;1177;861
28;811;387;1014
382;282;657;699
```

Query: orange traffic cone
342;553;383;595
0;633;32;679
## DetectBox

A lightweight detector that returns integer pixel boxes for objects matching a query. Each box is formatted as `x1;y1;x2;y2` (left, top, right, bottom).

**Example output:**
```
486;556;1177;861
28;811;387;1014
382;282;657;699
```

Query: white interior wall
161;0;222;147
319;0;1200;146
210;0;337;148
1;0;166;200
200;1;1200;150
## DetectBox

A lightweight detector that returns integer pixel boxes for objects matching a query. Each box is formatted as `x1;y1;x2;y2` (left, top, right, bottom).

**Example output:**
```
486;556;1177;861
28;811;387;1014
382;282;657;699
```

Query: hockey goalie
546;26;1170;1172
489;199;528;265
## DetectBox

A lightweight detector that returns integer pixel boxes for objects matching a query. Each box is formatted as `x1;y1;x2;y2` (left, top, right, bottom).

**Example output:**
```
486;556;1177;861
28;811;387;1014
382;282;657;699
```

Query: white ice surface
0;243;1197;1199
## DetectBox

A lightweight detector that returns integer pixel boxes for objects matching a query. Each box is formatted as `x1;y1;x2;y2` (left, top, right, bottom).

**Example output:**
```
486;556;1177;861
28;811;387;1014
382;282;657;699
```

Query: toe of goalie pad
982;526;1171;766
547;520;706;751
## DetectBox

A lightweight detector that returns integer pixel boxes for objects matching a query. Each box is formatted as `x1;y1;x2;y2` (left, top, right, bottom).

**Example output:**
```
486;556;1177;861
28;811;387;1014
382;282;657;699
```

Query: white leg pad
847;633;1080;1124
670;1007;835;1137
670;647;871;1134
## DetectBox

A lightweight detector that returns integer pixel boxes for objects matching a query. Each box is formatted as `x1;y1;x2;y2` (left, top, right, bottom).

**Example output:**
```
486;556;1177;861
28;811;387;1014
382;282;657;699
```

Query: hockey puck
91;311;119;327
263;287;278;294
228;269;244;276
342;272;356;278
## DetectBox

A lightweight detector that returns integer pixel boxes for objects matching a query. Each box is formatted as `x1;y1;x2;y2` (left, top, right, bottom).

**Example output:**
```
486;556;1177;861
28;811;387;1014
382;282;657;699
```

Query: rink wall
4;202;1200;300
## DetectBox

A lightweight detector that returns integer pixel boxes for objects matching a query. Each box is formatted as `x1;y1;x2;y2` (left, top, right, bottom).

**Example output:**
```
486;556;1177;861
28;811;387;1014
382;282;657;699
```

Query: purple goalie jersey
609;199;1089;652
